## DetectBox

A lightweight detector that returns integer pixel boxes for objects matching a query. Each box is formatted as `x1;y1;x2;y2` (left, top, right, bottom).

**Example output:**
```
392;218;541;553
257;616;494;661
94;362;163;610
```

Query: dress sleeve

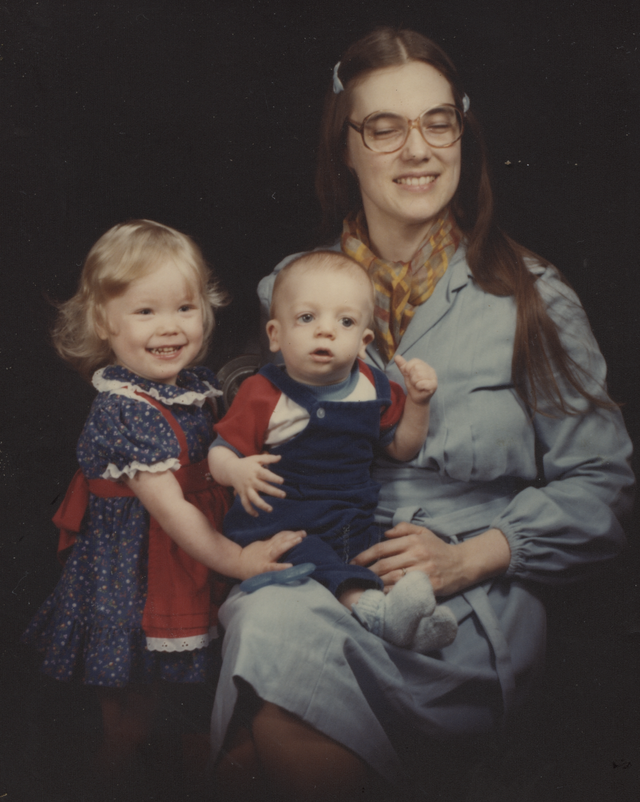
489;268;635;584
77;395;182;480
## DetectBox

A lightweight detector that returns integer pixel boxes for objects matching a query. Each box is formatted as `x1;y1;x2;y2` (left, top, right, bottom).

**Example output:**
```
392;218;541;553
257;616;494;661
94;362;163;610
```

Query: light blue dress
210;246;634;781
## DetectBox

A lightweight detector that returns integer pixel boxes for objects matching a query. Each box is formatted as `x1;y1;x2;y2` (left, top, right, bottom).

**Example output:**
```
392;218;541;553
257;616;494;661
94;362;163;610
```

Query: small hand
238;530;306;579
231;453;285;516
394;355;437;405
351;522;463;596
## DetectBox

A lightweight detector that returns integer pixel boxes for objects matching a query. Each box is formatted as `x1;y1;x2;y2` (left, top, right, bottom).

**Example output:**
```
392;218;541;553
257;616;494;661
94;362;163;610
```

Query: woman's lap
211;576;546;782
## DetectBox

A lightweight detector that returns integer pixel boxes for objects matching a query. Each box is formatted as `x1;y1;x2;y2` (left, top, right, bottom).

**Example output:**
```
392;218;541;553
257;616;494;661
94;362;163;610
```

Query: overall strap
134;390;190;466
259;363;318;412
356;359;392;406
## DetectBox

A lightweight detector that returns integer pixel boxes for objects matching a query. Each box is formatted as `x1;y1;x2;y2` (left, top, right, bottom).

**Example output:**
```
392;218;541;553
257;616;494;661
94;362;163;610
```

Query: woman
210;28;634;801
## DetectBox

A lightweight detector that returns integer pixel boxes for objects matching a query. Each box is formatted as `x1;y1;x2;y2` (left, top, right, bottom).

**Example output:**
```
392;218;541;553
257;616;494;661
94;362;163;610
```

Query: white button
317;408;325;418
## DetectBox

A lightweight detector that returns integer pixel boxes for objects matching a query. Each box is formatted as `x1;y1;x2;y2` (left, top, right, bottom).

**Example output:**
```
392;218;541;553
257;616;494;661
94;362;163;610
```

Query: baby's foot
381;572;438;647
410;604;458;653
352;572;436;648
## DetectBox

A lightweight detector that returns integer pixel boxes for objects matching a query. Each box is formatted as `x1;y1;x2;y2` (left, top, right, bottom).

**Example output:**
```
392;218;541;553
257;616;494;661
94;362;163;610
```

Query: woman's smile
394;173;438;188
346;61;461;259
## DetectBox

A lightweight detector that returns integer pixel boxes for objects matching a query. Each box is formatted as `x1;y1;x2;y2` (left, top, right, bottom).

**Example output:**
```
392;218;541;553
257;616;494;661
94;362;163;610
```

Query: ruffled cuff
101;457;181;481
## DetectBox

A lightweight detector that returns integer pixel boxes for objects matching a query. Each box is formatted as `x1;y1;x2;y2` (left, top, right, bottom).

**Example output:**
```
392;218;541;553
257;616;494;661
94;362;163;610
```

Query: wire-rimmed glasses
347;104;464;153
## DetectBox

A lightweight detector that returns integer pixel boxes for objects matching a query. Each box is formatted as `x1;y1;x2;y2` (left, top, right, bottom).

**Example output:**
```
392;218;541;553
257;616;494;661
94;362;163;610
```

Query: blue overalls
224;362;393;595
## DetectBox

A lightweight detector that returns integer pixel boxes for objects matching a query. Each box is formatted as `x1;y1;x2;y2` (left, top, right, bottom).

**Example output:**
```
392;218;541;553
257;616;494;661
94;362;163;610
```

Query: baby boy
208;251;456;653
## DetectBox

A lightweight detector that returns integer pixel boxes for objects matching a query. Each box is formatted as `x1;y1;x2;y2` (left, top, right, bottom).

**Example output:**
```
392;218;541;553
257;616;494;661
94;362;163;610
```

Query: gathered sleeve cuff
490;268;634;584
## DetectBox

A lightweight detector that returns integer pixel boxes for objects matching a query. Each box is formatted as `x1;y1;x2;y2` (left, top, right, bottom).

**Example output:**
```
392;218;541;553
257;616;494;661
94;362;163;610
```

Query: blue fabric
210;247;635;778
22;365;220;687
223;363;391;594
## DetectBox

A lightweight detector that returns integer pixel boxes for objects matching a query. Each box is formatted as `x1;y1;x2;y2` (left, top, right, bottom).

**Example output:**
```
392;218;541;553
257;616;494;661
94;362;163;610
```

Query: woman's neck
365;213;440;264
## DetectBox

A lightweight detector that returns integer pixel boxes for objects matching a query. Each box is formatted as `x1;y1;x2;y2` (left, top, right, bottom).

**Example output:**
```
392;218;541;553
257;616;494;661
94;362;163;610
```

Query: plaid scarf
341;210;461;363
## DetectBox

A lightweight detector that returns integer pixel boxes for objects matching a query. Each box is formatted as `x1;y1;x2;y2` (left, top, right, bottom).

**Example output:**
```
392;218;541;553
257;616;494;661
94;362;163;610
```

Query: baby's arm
127;469;303;579
385;355;437;462
208;446;285;517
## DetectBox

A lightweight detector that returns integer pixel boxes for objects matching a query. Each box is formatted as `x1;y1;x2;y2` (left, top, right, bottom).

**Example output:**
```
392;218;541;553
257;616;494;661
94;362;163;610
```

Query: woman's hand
351;523;511;597
238;530;306;580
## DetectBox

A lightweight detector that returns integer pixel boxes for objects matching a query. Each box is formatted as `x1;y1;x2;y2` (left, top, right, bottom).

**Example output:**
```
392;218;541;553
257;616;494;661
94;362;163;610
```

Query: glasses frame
347;104;464;154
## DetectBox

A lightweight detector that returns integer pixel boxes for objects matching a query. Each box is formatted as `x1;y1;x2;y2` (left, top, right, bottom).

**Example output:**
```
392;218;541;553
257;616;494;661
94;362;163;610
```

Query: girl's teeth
151;346;180;354
396;176;436;186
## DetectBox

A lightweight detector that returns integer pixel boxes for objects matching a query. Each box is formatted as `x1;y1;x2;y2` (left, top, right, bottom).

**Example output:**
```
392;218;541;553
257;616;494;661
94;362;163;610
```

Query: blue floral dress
22;365;228;687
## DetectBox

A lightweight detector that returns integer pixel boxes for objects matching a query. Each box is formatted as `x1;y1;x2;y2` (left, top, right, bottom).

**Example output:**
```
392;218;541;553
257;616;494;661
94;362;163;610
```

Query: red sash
53;391;231;643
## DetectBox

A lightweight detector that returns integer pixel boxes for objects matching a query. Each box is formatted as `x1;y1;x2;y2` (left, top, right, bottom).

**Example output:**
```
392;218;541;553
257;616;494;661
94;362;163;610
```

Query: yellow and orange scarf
341;209;461;363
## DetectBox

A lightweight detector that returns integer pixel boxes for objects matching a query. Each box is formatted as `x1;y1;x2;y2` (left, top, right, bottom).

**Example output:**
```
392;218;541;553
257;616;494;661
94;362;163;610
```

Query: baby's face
267;268;374;386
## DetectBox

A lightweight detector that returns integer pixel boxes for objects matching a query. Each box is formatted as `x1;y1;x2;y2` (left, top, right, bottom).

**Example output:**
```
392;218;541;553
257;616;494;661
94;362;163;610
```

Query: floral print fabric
22;365;221;687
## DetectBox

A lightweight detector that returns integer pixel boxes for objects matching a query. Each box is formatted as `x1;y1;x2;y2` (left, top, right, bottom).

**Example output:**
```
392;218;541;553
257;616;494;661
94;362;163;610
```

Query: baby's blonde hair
270;250;374;322
53;219;228;380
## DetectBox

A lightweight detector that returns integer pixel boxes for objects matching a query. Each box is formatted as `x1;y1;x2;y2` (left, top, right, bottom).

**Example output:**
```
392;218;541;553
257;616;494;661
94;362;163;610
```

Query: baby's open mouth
312;348;333;357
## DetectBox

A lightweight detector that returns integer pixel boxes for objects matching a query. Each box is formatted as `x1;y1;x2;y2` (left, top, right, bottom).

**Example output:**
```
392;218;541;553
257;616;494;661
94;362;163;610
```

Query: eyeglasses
347;104;464;153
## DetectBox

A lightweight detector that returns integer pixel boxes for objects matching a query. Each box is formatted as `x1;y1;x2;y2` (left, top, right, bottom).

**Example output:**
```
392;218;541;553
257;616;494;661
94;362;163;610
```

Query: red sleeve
380;379;406;432
356;360;406;433
213;374;281;456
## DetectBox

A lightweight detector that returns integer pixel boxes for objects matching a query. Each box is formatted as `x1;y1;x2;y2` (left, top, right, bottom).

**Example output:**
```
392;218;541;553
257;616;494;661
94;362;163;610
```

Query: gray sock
352;572;437;648
410;604;458;653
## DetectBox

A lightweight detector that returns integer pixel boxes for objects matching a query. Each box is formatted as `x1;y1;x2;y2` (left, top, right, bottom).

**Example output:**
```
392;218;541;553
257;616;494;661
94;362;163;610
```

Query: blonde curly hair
53;219;228;380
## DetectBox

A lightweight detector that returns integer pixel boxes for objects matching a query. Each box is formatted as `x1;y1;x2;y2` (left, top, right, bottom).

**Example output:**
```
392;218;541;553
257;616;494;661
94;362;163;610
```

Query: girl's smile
98;260;204;385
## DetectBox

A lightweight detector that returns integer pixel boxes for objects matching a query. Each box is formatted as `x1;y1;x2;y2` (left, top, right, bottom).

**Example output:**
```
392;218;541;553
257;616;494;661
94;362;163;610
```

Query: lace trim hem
145;626;219;652
100;458;181;481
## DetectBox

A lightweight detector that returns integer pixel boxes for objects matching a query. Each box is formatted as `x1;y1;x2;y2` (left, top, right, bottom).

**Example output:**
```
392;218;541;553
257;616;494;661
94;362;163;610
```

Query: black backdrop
1;1;639;800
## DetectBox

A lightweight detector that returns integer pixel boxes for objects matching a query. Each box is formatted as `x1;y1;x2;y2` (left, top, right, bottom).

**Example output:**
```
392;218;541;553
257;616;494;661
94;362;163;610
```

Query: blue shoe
239;563;316;594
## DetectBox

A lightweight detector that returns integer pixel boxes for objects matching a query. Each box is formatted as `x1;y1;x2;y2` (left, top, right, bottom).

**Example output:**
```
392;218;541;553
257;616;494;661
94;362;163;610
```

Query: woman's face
346;61;461;244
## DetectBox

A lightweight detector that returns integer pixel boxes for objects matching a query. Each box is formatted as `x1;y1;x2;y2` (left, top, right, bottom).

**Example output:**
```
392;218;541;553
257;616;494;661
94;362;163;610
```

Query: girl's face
98;260;204;385
346;61;461;245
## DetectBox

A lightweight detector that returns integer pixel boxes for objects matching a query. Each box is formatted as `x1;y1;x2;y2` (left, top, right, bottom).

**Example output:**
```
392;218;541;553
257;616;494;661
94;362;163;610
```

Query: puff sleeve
76;394;183;480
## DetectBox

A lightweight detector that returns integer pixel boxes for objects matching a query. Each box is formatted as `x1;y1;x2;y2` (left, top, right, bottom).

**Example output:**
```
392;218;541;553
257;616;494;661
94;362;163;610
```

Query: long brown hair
316;27;611;414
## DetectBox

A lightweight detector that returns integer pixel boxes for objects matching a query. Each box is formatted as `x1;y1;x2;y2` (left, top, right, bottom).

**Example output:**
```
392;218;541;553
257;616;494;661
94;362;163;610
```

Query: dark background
1;1;639;800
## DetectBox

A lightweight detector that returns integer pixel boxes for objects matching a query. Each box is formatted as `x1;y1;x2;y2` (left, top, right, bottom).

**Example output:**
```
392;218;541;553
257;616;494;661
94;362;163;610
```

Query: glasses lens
363;114;408;153
361;106;463;152
421;107;462;147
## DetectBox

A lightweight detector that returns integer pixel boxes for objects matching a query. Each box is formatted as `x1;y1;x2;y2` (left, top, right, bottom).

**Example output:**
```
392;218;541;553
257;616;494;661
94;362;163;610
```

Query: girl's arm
126;469;303;580
385;355;437;462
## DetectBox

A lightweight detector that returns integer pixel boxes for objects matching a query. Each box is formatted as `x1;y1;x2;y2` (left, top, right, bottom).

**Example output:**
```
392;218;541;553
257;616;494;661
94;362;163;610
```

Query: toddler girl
22;219;303;771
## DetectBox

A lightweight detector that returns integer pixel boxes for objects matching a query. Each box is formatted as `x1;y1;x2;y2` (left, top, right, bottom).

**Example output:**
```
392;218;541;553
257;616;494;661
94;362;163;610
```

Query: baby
209;251;456;652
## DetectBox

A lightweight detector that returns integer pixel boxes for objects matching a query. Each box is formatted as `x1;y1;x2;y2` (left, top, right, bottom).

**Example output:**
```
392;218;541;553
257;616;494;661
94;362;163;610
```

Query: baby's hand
395;355;437;405
238;530;306;579
230;453;285;517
